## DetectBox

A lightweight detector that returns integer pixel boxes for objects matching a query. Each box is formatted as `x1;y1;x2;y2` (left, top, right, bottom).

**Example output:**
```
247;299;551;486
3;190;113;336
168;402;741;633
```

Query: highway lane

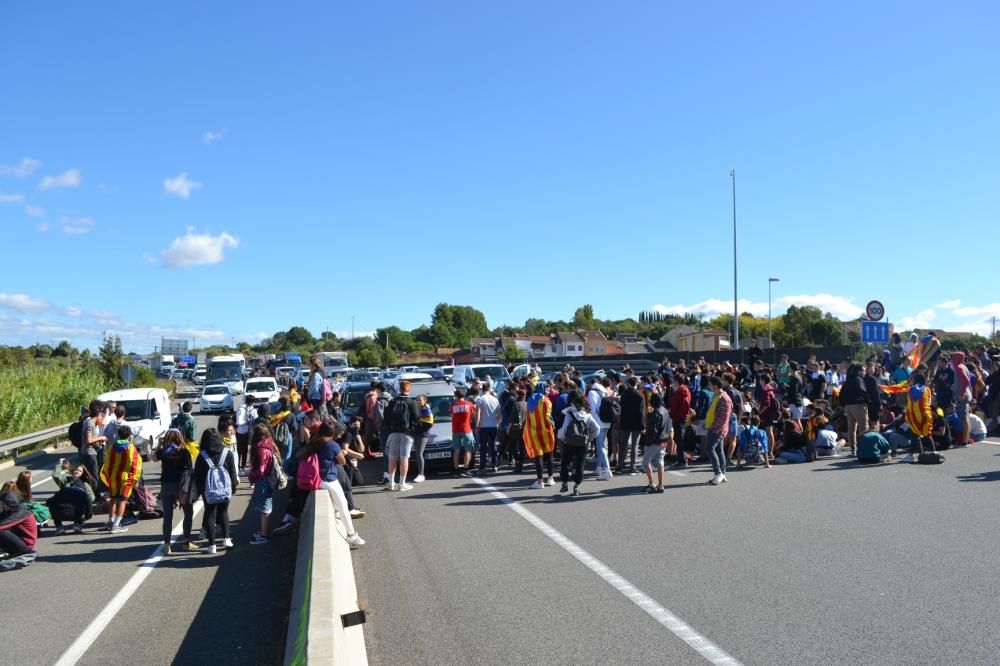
353;439;1000;665
0;383;296;666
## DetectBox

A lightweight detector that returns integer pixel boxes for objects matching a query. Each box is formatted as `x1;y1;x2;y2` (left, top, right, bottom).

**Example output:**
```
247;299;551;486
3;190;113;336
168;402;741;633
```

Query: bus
208;354;246;394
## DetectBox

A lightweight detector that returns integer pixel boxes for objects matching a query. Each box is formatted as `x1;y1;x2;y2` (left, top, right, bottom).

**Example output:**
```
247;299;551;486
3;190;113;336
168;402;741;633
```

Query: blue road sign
861;321;891;344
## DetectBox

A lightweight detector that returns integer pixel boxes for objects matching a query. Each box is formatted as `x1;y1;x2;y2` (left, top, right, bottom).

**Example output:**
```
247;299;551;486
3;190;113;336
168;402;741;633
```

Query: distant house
470;337;499;362
555;331;585;357
658;325;731;353
578;329;611;356
451;348;477;364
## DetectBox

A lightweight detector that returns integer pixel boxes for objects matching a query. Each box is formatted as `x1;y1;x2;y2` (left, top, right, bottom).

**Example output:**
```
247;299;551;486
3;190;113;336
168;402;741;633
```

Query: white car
97;387;171;461
244;377;280;407
451;364;511;390
199;384;235;414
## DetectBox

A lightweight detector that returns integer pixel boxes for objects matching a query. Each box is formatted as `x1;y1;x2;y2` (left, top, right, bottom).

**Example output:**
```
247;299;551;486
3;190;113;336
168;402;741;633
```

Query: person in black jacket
617;377;647;475
839;363;871;454
156;429;196;554
194;429;239;554
863;362;883;430
641;393;672;493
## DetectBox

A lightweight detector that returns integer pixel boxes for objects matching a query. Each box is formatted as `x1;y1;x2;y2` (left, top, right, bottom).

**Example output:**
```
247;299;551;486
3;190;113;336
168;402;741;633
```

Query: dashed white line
469;476;742;665
53;500;205;666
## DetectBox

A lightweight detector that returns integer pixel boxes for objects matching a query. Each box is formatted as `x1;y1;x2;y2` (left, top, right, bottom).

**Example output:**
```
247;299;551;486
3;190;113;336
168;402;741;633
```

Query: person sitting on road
856;426;894;464
811;416;844;457
0;488;37;571
13;471;50;527
774;410;808;463
737;415;771;467
99;425;142;534
48;459;96;535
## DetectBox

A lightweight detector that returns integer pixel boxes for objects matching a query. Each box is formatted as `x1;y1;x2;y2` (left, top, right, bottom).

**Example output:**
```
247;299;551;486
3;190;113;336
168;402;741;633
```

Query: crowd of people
3;336;998;571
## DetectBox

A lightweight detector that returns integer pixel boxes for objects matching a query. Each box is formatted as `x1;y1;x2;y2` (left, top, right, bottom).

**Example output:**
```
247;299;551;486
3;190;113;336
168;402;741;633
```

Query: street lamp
768;277;780;349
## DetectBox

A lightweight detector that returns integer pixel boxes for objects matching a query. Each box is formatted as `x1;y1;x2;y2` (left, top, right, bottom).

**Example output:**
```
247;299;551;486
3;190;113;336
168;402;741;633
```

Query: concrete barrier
284;489;368;666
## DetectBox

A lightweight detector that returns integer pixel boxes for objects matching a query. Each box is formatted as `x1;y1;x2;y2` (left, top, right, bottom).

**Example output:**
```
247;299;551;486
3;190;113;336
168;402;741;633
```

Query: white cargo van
97;387;172;461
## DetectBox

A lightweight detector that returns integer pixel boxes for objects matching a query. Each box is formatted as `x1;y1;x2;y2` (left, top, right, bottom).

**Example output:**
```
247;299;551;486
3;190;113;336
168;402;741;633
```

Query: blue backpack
201;448;232;504
739;427;766;464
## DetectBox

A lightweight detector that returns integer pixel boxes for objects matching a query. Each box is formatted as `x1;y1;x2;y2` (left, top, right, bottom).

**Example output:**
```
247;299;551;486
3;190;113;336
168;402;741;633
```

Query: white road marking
31;474;53;488
470;477;742;665
668;470;687;477
53;500;205;666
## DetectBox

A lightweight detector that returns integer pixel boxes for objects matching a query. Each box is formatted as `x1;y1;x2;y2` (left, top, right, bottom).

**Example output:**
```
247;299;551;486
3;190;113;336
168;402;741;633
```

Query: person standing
195;429;238;554
156;429;199;553
171;401;198;445
450;388;476;476
839;363;869;455
587;378;613;480
80;401;107;501
669;375;691;467
524;385;557;489
506;388;528;474
704;377;732;485
617;377;646;475
475;384;501;474
307;357;328;420
385;380;420;491
641;392;672;493
235;395;257;472
248;424;279;544
99;425;142;533
556;391;600;496
412;395;433;483
951;352;973;445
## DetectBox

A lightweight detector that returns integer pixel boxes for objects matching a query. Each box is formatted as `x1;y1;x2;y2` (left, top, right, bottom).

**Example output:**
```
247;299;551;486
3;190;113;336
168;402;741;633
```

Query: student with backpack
384;380;421;491
589;377;617;481
195;429;238;554
296;423;365;548
737;415;771;467
641;392;672;493
156;429;198;554
556;391;600;496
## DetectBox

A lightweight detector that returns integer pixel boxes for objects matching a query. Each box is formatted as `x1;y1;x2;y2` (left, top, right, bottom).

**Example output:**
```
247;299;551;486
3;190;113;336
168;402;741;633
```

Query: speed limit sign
865;300;885;321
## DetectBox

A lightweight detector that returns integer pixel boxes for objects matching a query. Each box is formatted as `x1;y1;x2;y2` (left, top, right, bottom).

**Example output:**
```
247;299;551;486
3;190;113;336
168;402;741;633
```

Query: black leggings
161;491;194;543
561;446;586;486
81;453;101;495
202;501;230;543
0;528;30;556
533;452;553;479
337;465;356;511
236;433;249;468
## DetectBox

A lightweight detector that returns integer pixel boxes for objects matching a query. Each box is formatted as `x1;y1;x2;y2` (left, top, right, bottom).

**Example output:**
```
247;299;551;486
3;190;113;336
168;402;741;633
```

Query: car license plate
426;451;451;459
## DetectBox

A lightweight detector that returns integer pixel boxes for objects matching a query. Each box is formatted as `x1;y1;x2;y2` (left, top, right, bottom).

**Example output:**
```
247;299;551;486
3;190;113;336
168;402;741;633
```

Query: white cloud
897;308;936;331
24;204;44;216
142;252;158;264
61;216;95;235
202;129;226;143
61;306;82;317
652;293;863;321
936;300;961;310
39;168;81;190
37;222;49;232
0;293;50;312
163;172;202;199
951;303;1000;318
0;157;41;177
0;193;25;203
160;228;239;269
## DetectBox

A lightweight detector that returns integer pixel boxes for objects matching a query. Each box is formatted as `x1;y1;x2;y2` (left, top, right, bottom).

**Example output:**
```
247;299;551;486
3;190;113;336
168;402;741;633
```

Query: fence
0;421;73;459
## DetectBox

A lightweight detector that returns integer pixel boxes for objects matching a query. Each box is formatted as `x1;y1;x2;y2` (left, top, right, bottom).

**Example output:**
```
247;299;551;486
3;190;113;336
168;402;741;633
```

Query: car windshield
424;394;454;421
246;382;274;392
204;386;229;395
344;389;367;412
473;366;509;380
118;399;156;421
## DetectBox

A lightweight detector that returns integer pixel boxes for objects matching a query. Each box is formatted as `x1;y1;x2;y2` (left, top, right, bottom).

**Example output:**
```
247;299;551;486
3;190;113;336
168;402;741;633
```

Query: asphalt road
0;381;295;666
353;437;1000;665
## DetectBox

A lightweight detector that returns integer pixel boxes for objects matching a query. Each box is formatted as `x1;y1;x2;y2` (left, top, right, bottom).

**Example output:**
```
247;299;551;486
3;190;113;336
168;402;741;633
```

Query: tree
501;344;525;362
572;304;595;329
285;326;315;348
98;333;124;385
429;303;489;348
30;343;53;359
52;340;76;358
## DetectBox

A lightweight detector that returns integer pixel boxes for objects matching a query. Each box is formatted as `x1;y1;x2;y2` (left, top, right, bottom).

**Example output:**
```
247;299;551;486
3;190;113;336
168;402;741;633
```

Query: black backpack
68;420;83;452
387;397;412;433
564;413;589;448
917;452;945;465
598;394;621;424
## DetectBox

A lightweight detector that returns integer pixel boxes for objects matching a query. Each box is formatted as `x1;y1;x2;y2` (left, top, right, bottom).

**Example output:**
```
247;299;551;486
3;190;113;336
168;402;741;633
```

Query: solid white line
53;500;205;666
31;475;53;488
469;477;742;665
667;470;688;477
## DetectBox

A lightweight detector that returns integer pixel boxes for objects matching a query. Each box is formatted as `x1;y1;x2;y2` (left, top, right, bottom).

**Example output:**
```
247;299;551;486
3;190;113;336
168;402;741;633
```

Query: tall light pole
768;277;780;349
730;170;739;351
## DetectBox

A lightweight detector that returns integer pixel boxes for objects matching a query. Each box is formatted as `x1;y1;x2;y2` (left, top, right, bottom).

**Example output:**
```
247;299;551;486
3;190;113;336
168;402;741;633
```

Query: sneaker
529;480;545;489
207;544;218;554
645;485;657;494
398;483;413;491
55;526;66;536
250;535;269;545
627;467;639;476
544;477;555;487
386;482;399;491
413;474;426;483
164;544;172;555
655;485;665;493
271;522;296;535
492;466;499;474
110;525;128;534
72;524;84;534
670;460;687;469
902;453;915;463
238;468;248;477
349;509;366;519
101;520;113;532
181;541;200;552
708;474;724;485
223;538;234;549
572;485;580;496
560;483;569;493
345;533;365;548
720;474;727;483
599;469;614;481
376;476;389;486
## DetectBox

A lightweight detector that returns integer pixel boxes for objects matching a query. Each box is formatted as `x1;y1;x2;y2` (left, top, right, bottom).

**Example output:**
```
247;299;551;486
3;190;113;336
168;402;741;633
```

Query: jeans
707;431;727;476
161;485;194;543
594;427;610;473
478;427;498;469
81;453;101;495
561;446;586;486
0;529;32;557
321;480;356;536
778;449;807;463
617;430;641;470
533;452;553;479
202;501;230;544
414;434;428;477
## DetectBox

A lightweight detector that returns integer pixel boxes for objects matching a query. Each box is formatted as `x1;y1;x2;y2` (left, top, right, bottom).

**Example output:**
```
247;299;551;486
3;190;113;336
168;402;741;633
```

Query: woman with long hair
194;428;238;554
156;428;198;554
248;424;279;545
297;423;364;548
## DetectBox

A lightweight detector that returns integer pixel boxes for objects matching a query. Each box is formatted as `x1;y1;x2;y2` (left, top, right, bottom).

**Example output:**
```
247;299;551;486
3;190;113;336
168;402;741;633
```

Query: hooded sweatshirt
951;352;972;402
0;490;37;551
556;407;600;446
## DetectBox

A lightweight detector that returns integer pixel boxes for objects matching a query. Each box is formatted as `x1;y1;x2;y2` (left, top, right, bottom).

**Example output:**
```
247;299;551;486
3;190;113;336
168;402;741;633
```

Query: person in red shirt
669;375;692;467
450;389;476;476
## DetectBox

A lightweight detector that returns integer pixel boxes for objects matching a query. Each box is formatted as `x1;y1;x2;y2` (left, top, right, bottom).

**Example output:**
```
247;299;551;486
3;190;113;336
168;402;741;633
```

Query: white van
97;387;172;461
450;364;511;390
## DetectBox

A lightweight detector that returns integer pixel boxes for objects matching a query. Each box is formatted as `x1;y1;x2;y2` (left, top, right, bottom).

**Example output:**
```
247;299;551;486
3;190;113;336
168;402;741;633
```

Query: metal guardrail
0;421;73;458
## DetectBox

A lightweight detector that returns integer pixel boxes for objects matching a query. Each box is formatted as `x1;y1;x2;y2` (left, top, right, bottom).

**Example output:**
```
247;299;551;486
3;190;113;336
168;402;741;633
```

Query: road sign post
865;300;885;321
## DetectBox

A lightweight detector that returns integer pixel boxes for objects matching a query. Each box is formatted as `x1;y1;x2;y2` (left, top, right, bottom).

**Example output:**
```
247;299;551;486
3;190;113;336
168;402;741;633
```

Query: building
555;332;585;357
469;337;499;362
657;326;731;353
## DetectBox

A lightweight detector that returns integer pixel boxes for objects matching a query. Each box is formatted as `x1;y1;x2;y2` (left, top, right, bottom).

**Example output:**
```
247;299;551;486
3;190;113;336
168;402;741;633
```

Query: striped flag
100;441;143;498
523;393;555;459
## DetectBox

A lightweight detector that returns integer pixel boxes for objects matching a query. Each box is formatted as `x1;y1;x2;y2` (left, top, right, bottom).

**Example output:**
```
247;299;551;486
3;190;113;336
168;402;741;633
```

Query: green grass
0;366;111;440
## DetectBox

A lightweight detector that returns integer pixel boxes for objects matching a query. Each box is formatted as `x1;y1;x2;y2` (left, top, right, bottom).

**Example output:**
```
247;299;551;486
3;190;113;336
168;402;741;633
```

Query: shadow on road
957;470;1000;482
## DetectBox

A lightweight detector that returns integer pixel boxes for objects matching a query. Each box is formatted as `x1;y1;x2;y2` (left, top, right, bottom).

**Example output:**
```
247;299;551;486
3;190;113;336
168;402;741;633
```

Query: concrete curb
284;490;368;666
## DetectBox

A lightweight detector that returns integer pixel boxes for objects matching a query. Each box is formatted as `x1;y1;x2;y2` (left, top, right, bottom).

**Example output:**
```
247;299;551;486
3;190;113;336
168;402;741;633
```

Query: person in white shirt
235;395;258;473
474;385;501;473
587;378;613;480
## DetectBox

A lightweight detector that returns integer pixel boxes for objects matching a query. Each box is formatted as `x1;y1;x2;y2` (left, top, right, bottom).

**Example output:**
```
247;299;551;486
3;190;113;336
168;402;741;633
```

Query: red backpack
296;453;322;491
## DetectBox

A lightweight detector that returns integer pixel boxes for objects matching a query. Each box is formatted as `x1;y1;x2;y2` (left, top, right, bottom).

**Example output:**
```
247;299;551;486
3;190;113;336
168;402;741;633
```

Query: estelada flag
100;440;143;499
523;393;555;459
905;385;933;437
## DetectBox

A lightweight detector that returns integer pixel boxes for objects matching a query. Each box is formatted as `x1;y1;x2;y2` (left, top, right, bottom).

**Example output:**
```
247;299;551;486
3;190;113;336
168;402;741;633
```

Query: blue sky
1;1;998;351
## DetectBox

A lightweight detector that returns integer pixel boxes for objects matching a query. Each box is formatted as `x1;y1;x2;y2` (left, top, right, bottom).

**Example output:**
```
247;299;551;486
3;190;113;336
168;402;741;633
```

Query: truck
314;351;349;371
152;354;176;377
196;352;207;366
207;354;246;394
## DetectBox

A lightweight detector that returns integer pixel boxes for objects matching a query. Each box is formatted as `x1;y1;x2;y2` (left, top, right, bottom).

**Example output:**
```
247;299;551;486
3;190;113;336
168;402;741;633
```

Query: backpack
130;482;162;518
296;453;322;490
373;394;391;431
202;448;233;504
273;418;291;448
694;389;713;420
740;427;765;464
563;412;590;448
598;393;621;424
322;378;333;402
268;448;288;490
387;397;412;433
68;420;83;452
917;452;945;465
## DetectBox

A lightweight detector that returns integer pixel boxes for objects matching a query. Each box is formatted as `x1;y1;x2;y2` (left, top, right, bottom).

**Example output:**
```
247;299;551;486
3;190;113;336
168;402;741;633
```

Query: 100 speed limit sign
866;300;885;321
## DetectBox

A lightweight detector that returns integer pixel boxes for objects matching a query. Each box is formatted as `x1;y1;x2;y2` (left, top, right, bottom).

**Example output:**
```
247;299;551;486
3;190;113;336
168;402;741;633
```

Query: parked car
244;377;280;407
408;380;458;474
199;384;235;414
96;387;171;461
419;368;446;380
437;366;455;380
340;381;375;422
450;364;511;390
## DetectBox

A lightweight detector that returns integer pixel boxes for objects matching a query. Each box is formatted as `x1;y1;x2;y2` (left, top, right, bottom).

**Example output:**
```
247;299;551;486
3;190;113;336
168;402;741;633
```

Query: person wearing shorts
450;389;476;475
385;380;421;491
